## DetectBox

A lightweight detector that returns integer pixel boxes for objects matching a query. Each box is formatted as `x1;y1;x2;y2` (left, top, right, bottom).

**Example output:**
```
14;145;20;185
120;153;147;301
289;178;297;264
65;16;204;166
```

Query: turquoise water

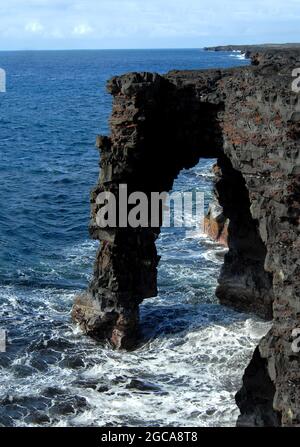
0;49;269;427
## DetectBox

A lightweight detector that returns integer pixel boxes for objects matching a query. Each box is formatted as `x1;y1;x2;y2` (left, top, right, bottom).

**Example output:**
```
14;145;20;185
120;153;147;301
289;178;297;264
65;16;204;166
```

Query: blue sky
0;0;300;50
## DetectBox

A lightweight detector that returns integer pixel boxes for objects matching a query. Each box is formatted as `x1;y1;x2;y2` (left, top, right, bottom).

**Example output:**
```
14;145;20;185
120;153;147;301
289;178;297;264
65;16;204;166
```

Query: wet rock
0;404;27;420
0;355;11;368
12;364;36;378
126;379;166;394
42;386;66;398
96;385;110;393
111;375;129;385
24;411;50;425
206;408;217;416
49;396;88;416
49;402;76;416
0;412;14;427
60;355;85;369
73;378;109;392
30;357;49;371
0;395;49;412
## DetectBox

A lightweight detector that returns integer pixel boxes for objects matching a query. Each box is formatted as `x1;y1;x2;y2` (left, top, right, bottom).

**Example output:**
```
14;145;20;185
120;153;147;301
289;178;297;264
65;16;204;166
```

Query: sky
0;0;300;50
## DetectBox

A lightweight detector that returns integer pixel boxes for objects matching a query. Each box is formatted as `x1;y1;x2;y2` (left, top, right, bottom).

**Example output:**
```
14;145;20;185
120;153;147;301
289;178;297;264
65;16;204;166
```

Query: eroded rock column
72;73;165;349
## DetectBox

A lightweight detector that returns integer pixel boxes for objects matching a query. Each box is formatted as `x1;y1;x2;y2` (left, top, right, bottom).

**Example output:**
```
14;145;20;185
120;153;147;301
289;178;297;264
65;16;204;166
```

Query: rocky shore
72;46;300;426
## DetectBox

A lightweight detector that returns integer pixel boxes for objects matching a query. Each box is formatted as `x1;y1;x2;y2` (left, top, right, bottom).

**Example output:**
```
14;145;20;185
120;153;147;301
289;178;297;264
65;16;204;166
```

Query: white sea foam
57;310;269;427
0;277;268;427
230;52;247;60
202;247;228;265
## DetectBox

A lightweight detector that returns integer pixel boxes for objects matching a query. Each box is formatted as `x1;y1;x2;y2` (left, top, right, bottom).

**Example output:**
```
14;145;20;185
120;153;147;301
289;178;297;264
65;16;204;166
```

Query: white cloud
72;24;93;36
25;21;44;34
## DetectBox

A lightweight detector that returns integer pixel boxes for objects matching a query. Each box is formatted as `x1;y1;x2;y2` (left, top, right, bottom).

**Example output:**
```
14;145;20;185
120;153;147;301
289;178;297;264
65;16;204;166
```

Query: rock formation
72;46;300;426
204;164;229;247
204;200;228;247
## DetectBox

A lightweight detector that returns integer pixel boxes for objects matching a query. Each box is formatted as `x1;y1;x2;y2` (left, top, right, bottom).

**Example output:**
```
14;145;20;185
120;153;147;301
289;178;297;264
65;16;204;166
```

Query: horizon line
0;42;298;52
0;47;206;52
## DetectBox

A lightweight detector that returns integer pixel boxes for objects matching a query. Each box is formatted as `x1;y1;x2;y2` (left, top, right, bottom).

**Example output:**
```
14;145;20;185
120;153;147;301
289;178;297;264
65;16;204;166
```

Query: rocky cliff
72;47;300;426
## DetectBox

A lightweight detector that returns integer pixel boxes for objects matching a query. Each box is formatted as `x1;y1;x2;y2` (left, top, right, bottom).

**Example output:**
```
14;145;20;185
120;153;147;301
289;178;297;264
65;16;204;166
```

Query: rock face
214;155;274;320
72;48;300;425
204;165;229;247
236;346;282;426
204;200;228;246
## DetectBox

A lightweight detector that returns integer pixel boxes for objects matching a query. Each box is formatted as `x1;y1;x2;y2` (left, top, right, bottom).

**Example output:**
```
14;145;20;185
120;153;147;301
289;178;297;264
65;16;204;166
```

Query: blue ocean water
0;49;269;427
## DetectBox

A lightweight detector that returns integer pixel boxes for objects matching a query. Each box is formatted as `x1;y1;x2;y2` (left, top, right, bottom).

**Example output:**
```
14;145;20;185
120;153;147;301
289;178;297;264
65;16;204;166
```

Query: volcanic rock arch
72;49;300;426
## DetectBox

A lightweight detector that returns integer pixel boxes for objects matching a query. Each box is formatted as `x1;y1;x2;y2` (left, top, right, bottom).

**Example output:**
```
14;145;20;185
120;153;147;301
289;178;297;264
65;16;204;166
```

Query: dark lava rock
0;412;14;427
24;411;50;425
126;379;166;394
12;364;36;378
49;402;76;416
0;354;12;368
60;355;85;369
71;45;300;426
74;379;109;392
49;396;89;416
42;386;66;398
236;346;281;427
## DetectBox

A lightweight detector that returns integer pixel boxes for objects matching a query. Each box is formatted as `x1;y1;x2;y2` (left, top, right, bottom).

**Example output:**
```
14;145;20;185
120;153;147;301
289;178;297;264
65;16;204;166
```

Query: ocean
0;48;270;427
